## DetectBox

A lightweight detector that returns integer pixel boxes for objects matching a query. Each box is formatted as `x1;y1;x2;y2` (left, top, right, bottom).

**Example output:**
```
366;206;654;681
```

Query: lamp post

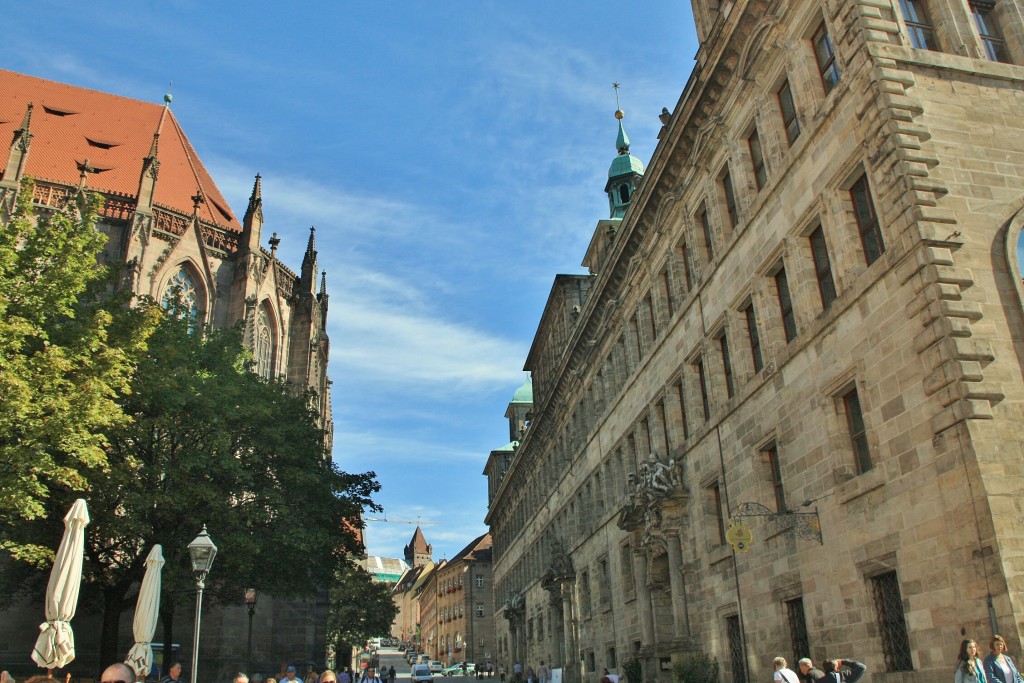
245;588;259;675
188;526;218;683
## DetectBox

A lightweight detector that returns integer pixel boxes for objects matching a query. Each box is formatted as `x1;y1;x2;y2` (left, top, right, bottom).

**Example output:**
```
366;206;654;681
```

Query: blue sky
3;1;698;562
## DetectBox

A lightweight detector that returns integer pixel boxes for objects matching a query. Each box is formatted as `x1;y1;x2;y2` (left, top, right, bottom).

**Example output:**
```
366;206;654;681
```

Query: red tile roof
0;69;241;231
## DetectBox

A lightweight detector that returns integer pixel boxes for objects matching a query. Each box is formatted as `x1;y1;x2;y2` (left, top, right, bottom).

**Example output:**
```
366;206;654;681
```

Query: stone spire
242;174;263;253
300;226;318;293
2;102;34;188
318;270;329;324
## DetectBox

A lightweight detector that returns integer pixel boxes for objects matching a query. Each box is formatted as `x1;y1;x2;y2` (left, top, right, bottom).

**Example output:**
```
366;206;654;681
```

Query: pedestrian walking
388;667;396;683
985;635;1023;683
797;658;825;682
773;657;800;683
821;658;866;683
956;640;987;683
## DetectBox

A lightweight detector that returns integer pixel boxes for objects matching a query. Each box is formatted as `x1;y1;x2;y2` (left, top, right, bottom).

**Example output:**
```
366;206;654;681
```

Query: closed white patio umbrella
125;545;165;680
31;498;90;670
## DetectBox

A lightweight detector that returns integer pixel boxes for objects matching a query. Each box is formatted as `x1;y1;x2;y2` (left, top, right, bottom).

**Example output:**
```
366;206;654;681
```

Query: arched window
162;266;200;330
619;184;631;203
255;306;273;379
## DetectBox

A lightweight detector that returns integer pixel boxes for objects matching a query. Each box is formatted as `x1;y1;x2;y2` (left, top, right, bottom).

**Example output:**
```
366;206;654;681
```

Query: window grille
871;571;914;671
726;615;748;683
785;597;810;667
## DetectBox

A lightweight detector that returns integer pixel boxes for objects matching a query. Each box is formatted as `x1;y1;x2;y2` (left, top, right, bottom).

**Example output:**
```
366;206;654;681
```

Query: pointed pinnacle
251;173;262;200
306;226;317;255
20;102;34;131
320;270;327;295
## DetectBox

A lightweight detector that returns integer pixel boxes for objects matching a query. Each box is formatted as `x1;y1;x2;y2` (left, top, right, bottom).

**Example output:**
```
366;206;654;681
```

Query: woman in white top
773;657;800;683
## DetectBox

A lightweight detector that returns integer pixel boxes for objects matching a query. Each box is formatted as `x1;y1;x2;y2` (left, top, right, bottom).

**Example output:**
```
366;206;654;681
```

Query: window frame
774;265;798;343
813;21;841;94
809;224;838;310
748;126;768;190
850;174;885;266
777;79;801;145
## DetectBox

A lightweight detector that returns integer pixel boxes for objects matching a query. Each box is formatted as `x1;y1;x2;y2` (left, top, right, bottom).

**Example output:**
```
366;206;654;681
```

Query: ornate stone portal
616;452;691;680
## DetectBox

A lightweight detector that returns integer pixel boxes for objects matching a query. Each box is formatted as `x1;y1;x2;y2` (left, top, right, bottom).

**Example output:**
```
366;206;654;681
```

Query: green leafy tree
326;563;398;664
0;179;157;563
3;310;379;665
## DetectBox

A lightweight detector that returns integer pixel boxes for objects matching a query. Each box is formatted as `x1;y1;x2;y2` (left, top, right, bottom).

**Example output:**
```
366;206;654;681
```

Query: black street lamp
246;588;260;674
188;526;218;683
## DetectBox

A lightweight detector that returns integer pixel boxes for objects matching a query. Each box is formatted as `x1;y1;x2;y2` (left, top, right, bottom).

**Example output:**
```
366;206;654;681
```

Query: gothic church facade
0;68;334;678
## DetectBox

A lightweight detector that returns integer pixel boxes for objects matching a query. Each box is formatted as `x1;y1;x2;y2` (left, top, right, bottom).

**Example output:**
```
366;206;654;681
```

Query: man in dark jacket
821;659;866;683
797;659;824;682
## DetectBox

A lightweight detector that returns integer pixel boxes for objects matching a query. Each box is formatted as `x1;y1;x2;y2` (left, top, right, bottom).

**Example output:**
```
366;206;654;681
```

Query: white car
411;665;434;683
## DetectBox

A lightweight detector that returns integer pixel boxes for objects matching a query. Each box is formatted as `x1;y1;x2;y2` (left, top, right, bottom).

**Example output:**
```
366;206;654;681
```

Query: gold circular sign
726;519;753;553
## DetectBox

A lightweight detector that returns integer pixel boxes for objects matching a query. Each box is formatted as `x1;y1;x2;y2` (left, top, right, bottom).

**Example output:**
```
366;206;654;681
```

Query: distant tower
606;89;645;219
505;377;533;441
404;526;433;568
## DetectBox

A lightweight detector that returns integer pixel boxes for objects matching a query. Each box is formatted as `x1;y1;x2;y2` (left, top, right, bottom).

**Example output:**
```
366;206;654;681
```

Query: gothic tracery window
161;266;200;330
255;306;273;379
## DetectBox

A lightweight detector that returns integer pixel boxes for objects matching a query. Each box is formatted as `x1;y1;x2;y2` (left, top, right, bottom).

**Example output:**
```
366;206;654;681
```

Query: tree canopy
0;180;157;563
326;563;399;654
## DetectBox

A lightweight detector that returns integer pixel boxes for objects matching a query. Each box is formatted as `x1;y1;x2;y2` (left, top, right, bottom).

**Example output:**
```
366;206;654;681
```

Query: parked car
411;665;434;683
441;665;462;676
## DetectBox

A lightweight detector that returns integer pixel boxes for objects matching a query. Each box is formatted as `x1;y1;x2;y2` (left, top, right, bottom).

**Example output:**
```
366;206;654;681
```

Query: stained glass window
255;307;273;378
162;267;200;329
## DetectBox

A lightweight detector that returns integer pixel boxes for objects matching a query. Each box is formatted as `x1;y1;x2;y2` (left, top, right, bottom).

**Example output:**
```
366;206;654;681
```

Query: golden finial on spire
613;82;624;120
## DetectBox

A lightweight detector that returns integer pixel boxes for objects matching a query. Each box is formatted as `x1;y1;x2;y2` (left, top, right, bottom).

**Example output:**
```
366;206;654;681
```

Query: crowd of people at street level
9;633;1024;683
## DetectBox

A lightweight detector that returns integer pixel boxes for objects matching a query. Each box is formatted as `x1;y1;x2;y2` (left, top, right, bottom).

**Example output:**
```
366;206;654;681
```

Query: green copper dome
512;378;533;403
609;153;645;178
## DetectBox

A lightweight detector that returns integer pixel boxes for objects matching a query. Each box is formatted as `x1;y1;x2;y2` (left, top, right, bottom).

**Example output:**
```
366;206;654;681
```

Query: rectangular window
645;293;658;341
608;648;617;668
719;333;735;399
726;615;748;683
476;604;484;617
774;266;797;342
763;441;785;512
777;80;800;145
813;21;841;93
661;268;675;320
587;652;596;673
899;0;938;50
599;557;611;605
476;575;484;588
871;571;914;671
580;570;592;617
743;302;763;373
850;175;884;266
658;399;671;455
695;357;711;420
620;543;635;595
675;379;690;440
809;225;837;310
679;243;694;292
699;204;715;261
722;170;738;228
748;127;767;190
711;482;727;545
842;386;872;473
785;598;810;671
972;1;1009;62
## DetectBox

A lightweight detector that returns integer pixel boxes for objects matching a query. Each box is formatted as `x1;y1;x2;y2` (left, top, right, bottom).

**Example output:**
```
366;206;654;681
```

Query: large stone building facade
425;534;495;666
485;1;1024;682
0;69;335;679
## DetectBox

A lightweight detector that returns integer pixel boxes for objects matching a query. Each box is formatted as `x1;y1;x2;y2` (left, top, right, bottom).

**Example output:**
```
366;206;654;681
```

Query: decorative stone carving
617;452;686;537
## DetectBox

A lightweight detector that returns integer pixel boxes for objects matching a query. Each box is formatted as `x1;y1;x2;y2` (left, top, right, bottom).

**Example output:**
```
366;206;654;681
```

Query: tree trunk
100;586;126;670
161;603;175;675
